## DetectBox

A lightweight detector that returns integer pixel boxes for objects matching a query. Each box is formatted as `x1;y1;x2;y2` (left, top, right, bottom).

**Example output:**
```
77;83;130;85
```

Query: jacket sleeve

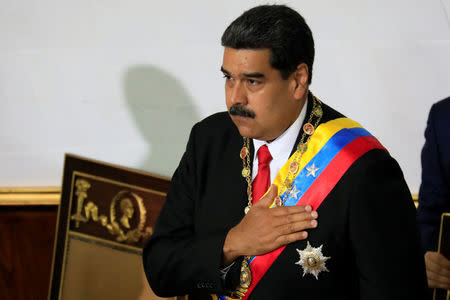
348;151;428;299
142;124;229;297
417;103;450;251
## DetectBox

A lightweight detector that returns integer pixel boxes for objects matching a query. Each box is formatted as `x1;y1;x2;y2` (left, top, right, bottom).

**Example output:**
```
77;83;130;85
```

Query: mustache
229;104;256;118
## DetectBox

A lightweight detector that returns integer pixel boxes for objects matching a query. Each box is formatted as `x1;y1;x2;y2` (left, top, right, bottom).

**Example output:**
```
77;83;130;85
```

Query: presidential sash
218;117;386;300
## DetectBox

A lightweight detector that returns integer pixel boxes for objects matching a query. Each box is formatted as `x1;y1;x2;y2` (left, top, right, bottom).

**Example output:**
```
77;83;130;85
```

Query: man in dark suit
143;5;427;299
417;97;450;290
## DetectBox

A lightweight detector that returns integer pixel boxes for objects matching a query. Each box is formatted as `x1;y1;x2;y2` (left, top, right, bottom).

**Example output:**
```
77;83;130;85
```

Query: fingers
426;269;450;289
276;214;318;235
275;231;309;247
271;204;313;216
272;209;318;248
426;251;450;270
425;251;450;289
426;255;450;277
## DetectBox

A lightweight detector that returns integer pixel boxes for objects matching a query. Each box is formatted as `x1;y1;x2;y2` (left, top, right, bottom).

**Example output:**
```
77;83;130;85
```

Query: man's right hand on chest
222;184;318;266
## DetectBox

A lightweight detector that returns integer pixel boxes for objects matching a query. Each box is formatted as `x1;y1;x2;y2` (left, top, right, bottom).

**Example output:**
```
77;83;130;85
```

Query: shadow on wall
123;65;200;177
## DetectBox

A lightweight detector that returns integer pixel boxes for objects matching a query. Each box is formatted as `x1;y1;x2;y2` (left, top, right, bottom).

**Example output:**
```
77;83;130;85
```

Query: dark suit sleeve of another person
345;150;427;299
142;119;240;297
417;99;450;252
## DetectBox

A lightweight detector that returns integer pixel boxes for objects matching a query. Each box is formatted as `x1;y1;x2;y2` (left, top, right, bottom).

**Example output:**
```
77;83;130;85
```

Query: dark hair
221;5;315;84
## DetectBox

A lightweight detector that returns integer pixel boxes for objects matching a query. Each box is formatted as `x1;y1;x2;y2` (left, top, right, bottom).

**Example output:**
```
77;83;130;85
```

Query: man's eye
248;79;260;85
223;74;231;80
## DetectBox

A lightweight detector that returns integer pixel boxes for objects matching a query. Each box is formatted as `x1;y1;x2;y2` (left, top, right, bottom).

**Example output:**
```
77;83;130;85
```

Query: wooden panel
0;205;58;300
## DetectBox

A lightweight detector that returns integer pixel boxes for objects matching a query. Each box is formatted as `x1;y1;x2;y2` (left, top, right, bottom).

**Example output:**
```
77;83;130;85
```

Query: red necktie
252;145;272;204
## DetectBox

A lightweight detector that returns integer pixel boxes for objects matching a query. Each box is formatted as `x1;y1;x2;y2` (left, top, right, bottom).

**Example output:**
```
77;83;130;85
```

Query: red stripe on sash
243;247;285;299
303;136;385;210
242;136;385;299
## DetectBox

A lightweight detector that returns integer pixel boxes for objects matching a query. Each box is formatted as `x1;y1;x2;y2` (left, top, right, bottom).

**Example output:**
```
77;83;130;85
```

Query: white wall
1;0;449;193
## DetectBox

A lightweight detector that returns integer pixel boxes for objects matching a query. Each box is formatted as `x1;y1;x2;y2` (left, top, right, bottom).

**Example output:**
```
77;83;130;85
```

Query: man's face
222;47;305;141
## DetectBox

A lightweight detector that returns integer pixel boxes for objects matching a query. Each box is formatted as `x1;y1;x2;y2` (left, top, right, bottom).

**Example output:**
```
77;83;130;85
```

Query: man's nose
228;81;247;106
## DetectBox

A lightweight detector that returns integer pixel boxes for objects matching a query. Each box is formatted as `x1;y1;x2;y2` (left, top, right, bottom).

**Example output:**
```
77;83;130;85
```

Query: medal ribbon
241;117;386;299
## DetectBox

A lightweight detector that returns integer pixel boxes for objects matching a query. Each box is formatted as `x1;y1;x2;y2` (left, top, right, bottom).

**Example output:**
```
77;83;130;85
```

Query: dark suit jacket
143;97;427;299
417;97;450;252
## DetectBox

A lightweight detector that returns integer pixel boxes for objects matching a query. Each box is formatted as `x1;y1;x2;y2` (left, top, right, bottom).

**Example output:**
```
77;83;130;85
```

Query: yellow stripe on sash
270;117;362;202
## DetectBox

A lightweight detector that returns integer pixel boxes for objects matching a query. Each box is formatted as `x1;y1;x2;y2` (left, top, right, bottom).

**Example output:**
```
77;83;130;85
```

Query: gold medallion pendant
240;260;251;289
283;178;293;189
295;241;330;280
297;142;308;153
303;123;315;135
232;257;252;298
312;105;323;118
241;167;250;178
240;147;249;159
289;161;299;174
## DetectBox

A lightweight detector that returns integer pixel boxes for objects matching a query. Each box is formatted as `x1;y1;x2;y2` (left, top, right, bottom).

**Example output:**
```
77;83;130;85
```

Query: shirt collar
253;98;308;160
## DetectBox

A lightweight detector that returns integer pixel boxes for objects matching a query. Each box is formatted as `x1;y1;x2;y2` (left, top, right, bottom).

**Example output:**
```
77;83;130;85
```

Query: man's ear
291;63;309;100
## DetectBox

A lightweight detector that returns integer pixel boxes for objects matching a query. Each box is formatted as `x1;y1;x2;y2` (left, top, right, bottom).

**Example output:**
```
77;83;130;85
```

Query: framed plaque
434;213;450;300
48;154;185;300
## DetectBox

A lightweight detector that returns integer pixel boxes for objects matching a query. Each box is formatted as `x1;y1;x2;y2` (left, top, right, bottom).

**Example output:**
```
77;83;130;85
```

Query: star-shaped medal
295;241;330;280
306;163;320;177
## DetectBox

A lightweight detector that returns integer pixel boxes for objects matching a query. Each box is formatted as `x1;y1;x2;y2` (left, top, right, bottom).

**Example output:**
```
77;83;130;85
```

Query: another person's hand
425;251;450;290
222;184;318;265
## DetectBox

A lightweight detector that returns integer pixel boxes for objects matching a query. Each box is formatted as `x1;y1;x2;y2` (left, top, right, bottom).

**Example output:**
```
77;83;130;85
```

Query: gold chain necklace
232;92;323;299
